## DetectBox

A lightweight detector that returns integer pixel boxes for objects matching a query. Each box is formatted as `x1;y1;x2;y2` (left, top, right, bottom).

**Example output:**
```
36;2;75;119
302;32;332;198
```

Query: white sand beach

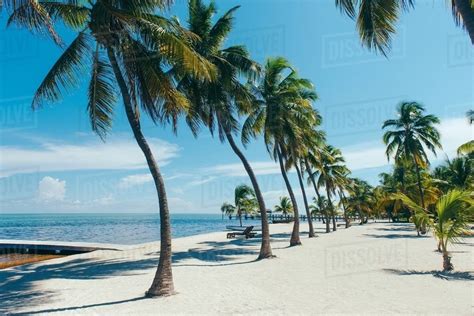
1;222;472;315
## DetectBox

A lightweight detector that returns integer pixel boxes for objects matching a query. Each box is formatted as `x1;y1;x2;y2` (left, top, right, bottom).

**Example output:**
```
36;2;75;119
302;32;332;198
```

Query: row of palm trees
3;0;350;297
4;0;472;297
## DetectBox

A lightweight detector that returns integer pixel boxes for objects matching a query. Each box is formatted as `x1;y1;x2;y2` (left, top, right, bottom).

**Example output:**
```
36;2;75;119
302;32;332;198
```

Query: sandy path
1;221;472;315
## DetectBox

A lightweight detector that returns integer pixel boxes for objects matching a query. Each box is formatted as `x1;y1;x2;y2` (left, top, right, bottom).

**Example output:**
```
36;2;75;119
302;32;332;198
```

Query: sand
1;221;472;315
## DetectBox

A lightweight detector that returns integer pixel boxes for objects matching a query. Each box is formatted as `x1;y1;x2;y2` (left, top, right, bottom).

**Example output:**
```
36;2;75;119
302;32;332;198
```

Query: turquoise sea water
0;213;262;245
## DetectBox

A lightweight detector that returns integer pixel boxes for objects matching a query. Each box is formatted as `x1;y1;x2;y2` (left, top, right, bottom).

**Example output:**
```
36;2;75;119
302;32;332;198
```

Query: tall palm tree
395;189;473;271
303;136;328;228
335;169;351;228
289;129;324;238
178;0;273;259
313;145;347;231
6;0;215;297
243;57;318;246
336;0;474;55
274;196;294;216
382;101;441;212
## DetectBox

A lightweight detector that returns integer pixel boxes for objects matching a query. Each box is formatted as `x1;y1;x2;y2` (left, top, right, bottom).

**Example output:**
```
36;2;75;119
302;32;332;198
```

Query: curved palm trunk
305;160;329;232
326;187;336;231
339;190;349;228
107;49;174;296
454;0;474;44
295;163;315;238
224;128;273;259
277;145;301;246
413;160;427;235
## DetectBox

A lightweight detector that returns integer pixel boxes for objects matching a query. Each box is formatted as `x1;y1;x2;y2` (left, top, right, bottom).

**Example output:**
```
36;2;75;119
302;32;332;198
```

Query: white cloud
0;136;180;177
436;117;473;157
204;161;282;177
38;176;66;201
118;173;153;189
187;176;217;187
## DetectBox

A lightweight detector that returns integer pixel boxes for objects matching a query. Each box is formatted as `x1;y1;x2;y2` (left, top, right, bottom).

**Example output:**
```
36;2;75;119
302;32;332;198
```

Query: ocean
0;213;262;245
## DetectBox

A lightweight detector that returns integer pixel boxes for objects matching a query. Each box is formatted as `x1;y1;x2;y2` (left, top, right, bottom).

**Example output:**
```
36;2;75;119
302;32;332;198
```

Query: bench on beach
226;226;256;239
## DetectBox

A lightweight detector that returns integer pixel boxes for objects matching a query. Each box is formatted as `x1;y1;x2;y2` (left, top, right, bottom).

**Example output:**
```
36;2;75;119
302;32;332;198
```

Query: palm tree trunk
238;208;243;227
223;127;273;259
305;160;329;232
326;187;336;231
339;190;349;228
454;0;474;44
413;159;427;235
295;163;315;238
277;145;301;246
413;161;426;209
106;49;174;297
441;242;454;271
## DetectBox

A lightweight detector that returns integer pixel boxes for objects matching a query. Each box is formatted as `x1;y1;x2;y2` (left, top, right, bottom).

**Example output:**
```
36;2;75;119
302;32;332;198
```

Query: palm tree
335;0;474;55
435;157;473;190
313;145;347;232
303;136;329;228
178;0;273;259
6;0;215;297
274;196;294;217
309;196;328;219
335;171;351;228
234;184;257;226
382;102;441;213
221;202;236;219
395;189;474;271
346;178;374;225
289;130;324;238
243;57;318;246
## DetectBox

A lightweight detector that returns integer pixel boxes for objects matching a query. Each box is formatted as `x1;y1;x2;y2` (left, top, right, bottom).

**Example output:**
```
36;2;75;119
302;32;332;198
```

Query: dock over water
0;240;124;255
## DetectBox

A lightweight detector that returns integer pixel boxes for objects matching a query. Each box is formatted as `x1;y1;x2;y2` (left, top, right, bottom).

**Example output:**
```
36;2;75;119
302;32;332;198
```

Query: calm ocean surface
0;213;262;245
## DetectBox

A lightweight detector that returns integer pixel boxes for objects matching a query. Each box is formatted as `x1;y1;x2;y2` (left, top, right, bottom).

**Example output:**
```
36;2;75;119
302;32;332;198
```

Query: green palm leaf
33;31;92;108
88;46;116;140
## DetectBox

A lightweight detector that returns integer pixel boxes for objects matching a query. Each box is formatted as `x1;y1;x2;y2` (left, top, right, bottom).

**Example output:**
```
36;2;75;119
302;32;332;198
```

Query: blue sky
0;0;472;213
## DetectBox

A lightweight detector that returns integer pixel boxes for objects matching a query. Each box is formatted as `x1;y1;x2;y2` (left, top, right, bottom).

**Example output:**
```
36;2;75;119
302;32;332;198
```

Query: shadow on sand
0;256;159;314
363;233;429;239
1;229;298;314
12;297;147;315
384;269;474;281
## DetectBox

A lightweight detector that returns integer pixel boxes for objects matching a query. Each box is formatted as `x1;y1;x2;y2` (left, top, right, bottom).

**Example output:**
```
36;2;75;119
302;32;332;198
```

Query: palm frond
32;31;91;108
88;46;116;140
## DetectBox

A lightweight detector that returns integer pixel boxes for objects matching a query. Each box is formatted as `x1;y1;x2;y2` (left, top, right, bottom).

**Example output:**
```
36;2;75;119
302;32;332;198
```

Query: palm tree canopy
7;0;216;139
178;0;260;140
335;0;474;55
220;202;236;216
274;196;294;215
383;101;441;167
242;56;318;160
234;184;256;208
395;189;474;245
